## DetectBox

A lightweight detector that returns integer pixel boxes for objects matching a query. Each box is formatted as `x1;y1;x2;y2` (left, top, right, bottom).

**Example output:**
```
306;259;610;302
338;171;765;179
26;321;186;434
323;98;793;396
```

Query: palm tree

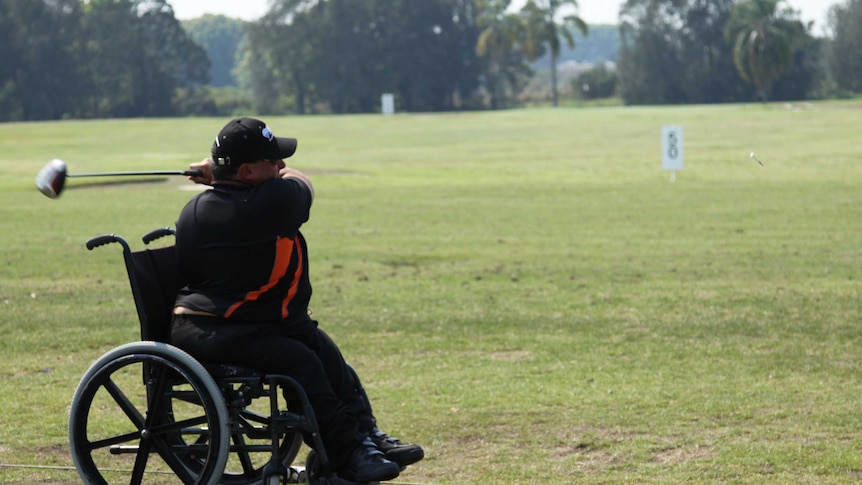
724;0;800;102
476;0;531;109
521;0;588;107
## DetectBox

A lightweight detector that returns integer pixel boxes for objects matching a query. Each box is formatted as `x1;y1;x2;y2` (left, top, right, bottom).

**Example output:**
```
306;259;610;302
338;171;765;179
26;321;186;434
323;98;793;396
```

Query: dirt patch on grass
650;443;716;464
489;350;534;362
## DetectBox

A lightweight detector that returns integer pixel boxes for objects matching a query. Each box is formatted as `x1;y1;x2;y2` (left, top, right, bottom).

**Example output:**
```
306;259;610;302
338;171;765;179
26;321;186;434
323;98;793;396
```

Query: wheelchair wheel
69;341;230;485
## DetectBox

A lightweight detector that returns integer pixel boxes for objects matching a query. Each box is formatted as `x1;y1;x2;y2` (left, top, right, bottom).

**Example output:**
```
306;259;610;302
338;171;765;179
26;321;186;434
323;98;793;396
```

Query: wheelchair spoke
144;361;172;426
102;376;146;429
129;439;151;485
147;431;201;485
147;414;209;437
82;431;142;453
231;431;257;477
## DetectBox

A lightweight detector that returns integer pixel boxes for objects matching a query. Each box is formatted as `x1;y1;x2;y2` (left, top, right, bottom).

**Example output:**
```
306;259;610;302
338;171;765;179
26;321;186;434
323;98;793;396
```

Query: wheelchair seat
68;229;357;485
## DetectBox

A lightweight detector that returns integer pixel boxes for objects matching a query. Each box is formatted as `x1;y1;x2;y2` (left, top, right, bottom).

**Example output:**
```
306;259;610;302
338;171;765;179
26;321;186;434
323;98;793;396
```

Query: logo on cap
262;127;274;141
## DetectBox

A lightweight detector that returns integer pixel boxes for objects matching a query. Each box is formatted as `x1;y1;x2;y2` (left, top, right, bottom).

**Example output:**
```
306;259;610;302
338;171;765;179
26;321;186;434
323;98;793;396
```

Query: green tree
81;0;209;117
183;15;246;87
521;0;588;107
679;0;750;103
250;0;484;114
82;0;147;116
315;0;387;113
724;0;801;102
770;21;820;100
140;2;210;89
0;0;86;120
617;0;815;105
618;0;687;105
386;0;483;112
827;0;862;93
573;64;617;99
242;0;318;114
475;0;533;109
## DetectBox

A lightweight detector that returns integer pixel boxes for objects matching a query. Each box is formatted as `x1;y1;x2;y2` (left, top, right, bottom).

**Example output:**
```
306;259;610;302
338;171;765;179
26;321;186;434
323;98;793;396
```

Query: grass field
1;100;861;484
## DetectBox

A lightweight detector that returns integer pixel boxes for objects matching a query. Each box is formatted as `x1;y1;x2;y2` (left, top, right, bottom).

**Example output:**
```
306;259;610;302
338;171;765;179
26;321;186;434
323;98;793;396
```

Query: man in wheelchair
170;117;423;483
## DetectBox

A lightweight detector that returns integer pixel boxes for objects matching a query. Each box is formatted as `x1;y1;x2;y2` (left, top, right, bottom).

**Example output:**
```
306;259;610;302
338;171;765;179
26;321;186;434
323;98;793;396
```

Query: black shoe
341;438;401;483
370;427;425;468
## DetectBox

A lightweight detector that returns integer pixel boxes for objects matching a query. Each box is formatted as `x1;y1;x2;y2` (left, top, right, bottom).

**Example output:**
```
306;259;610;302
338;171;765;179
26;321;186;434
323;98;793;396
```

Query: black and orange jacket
175;177;313;324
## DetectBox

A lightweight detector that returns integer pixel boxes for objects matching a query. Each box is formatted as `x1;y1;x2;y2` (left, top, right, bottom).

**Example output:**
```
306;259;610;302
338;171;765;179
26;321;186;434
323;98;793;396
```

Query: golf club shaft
68;170;202;178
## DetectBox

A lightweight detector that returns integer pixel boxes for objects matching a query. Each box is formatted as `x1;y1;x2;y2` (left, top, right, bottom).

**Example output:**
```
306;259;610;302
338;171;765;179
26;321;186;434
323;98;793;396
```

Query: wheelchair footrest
274;410;313;430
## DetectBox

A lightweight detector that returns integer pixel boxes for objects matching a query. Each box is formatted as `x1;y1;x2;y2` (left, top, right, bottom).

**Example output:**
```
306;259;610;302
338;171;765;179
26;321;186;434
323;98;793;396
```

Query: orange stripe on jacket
281;236;304;319
224;236;296;319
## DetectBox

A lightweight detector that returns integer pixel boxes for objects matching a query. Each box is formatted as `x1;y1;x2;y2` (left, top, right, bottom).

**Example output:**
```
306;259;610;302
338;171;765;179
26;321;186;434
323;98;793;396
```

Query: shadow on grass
67;177;169;191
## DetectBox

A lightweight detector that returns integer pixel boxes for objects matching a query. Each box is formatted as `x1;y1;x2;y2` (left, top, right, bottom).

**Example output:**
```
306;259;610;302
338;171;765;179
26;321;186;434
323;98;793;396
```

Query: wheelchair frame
68;228;364;485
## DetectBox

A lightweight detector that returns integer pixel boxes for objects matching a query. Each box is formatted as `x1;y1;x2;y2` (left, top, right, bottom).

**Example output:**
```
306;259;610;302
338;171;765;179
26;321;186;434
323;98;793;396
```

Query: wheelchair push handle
142;227;176;245
86;234;129;251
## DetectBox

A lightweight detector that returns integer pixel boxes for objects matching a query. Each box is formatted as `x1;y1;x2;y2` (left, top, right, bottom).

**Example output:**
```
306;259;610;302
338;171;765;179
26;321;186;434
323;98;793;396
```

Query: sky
168;0;840;29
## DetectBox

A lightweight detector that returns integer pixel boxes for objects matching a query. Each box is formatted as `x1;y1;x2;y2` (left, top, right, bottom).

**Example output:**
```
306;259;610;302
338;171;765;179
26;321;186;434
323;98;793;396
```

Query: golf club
750;151;764;166
36;158;203;198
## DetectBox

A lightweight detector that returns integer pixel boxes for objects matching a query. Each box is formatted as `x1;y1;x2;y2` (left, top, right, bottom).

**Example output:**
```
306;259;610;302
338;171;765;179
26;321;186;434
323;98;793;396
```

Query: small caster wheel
305;449;321;484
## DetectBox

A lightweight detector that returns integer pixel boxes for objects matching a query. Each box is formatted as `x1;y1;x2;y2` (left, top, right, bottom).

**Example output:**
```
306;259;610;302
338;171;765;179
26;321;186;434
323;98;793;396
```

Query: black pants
170;314;375;468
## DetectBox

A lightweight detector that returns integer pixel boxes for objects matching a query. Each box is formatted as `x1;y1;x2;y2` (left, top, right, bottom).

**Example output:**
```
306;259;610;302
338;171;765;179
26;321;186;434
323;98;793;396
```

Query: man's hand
188;158;214;185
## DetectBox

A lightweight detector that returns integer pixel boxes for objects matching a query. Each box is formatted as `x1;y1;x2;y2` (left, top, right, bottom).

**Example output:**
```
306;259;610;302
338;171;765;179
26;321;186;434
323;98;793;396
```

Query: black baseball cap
211;117;297;167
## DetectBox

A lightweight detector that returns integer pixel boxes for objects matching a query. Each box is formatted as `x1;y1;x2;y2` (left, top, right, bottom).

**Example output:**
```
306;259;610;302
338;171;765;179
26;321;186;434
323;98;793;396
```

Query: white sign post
662;125;684;182
381;93;395;116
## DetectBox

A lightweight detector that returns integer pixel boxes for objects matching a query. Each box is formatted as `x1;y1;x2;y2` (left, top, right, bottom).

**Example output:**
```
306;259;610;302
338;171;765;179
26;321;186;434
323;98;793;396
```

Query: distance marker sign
662;125;684;172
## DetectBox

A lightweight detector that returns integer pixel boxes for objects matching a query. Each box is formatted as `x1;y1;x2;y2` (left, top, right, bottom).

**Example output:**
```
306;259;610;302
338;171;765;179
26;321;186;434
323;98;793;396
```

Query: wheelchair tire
69;341;230;485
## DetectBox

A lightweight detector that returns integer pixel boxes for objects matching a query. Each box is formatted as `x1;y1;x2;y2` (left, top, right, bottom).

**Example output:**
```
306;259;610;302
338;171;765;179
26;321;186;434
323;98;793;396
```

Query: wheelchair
68;228;373;485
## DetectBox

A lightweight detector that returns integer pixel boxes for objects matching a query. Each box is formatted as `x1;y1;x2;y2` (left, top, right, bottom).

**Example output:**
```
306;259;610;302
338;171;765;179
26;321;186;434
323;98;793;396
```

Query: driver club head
35;158;67;198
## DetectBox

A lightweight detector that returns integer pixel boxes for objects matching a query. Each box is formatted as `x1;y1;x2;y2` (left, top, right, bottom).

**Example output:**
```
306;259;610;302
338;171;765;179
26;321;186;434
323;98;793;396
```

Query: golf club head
35;158;67;198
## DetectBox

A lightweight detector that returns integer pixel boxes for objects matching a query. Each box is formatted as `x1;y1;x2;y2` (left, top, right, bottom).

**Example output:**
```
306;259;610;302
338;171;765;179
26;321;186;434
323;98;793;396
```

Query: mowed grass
1;101;861;484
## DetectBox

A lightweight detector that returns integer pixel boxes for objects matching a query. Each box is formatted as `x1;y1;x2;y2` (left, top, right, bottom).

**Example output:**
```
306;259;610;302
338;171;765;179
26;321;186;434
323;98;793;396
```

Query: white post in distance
381;93;395;115
662;125;684;182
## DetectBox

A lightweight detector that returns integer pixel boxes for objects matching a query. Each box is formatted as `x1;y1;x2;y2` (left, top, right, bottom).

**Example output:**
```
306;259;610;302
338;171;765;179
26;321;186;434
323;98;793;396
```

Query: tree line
0;0;209;120
1;0;861;121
